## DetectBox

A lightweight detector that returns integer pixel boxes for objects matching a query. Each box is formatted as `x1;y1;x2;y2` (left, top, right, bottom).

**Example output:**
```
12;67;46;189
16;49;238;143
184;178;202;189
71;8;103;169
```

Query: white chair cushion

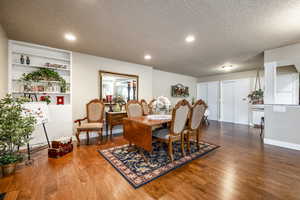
77;123;103;131
153;128;170;139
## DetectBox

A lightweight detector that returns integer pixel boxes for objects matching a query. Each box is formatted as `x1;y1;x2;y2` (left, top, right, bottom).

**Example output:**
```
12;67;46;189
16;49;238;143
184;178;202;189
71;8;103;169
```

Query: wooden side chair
74;99;105;146
126;100;143;117
148;98;157;114
186;99;207;152
140;99;150;115
152;99;191;162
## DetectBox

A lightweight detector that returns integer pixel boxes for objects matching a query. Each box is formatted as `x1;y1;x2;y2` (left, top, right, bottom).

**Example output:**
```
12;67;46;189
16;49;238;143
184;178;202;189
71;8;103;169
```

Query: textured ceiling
1;0;300;77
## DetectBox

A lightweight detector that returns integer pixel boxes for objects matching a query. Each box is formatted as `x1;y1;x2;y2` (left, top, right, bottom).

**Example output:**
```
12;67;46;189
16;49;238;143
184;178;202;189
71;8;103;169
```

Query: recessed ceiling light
222;65;233;71
144;54;152;60
185;35;195;43
64;33;76;41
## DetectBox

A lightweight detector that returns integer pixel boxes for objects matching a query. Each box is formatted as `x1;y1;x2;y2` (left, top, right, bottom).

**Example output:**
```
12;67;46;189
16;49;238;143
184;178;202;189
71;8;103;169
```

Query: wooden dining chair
126;100;143;117
148;98;157;114
74;99;105;146
152;99;191;162
140;99;150;115
186;99;207;152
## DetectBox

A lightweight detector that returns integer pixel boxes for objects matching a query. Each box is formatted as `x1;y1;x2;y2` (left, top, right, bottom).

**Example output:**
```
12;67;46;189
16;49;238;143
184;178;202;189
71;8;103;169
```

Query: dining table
123;115;172;153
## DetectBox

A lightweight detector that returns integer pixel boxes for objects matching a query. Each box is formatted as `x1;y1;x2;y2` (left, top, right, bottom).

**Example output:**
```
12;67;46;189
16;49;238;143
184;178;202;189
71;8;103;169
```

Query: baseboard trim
264;138;300;151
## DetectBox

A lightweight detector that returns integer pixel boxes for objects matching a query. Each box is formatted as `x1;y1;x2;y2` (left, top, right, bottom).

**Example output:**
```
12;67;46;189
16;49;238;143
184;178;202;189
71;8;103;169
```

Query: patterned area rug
98;140;219;188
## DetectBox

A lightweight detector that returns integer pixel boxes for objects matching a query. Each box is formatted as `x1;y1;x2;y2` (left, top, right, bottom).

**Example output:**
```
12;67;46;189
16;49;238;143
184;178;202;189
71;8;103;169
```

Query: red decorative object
106;95;112;103
56;96;64;105
48;138;73;158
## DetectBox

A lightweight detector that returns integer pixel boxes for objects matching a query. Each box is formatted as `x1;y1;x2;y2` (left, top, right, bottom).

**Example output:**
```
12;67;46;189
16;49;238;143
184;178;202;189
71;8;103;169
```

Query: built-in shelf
12;63;70;72
12;79;70;84
12;91;70;95
12;51;70;62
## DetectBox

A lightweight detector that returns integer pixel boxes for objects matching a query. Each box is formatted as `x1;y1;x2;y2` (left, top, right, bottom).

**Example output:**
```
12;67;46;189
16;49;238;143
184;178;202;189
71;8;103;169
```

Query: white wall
152;69;197;105
0;25;8;98
264;42;300;150
72;52;154;121
72;53;198;121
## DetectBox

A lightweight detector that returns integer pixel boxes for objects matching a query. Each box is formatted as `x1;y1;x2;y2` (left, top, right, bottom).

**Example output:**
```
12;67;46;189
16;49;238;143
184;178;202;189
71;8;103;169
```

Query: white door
234;79;250;124
207;82;220;120
221;81;235;122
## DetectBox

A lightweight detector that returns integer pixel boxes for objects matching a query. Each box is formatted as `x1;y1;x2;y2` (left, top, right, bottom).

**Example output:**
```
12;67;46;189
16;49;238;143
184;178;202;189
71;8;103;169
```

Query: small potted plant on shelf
0;95;36;176
248;89;264;104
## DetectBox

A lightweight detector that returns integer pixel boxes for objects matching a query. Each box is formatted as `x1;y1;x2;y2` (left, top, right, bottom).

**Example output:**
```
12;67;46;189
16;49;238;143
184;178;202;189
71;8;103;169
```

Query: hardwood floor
1;121;300;200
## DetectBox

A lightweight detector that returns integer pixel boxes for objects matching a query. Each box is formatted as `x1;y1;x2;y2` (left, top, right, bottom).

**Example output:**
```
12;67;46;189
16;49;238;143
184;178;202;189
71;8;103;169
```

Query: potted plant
248;89;264;104
0;95;36;176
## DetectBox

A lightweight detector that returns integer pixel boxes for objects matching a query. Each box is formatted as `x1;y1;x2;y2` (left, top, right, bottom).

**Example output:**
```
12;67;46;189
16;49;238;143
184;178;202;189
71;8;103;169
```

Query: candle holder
132;80;137;100
127;82;131;102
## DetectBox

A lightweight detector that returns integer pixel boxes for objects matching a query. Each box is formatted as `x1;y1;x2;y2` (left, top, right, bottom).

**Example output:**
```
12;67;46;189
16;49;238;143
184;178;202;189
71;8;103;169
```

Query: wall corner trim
264;138;300;151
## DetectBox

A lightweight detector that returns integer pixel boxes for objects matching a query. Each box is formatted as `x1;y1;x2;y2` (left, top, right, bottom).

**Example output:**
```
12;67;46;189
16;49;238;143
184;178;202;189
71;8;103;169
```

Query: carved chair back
126;100;143;117
188;99;207;131
86;99;105;123
170;99;191;135
140;99;150;115
148;98;157;114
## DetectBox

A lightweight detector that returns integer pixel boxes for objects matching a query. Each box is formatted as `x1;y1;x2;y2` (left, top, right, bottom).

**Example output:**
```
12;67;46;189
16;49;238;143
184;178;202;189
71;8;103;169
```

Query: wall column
264;62;277;104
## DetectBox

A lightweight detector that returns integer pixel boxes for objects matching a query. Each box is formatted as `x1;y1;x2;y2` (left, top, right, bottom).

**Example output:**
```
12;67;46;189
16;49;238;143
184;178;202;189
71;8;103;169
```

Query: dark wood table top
124;116;171;127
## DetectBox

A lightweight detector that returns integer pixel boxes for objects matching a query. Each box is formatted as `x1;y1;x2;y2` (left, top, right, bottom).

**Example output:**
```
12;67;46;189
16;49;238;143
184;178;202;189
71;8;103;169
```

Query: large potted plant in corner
0;95;36;176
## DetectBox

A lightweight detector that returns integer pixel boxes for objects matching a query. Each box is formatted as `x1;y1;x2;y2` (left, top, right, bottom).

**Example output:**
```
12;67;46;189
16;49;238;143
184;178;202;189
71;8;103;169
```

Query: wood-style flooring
1;121;300;200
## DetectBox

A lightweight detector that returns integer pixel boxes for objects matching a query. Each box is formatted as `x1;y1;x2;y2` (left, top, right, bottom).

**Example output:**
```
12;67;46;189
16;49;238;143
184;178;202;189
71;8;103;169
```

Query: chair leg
98;128;103;144
86;131;89;145
168;139;174;162
181;134;186;157
196;129;201;150
187;132;191;154
76;131;81;146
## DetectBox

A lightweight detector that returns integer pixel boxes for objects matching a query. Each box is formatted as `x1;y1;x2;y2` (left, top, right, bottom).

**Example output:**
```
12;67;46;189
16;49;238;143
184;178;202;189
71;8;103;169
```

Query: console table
105;111;127;137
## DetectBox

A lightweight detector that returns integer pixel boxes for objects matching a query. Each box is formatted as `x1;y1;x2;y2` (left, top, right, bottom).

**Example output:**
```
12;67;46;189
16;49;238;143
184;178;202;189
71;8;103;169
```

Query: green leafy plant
21;68;67;93
248;89;264;104
0;95;36;165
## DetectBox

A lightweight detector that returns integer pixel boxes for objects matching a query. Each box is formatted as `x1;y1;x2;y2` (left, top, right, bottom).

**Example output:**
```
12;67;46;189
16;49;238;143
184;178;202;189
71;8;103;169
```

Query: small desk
105;111;127;137
123;116;171;152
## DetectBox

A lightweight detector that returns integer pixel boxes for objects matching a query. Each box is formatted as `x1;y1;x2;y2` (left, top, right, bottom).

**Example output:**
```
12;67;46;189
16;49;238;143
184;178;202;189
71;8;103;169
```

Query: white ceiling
1;0;300;77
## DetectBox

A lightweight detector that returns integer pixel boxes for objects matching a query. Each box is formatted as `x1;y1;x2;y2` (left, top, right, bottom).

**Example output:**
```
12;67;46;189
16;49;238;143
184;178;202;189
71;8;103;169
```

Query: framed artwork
171;83;189;97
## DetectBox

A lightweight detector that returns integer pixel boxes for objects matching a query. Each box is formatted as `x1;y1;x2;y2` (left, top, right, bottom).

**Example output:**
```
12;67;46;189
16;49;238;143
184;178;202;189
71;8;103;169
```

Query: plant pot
1;163;17;176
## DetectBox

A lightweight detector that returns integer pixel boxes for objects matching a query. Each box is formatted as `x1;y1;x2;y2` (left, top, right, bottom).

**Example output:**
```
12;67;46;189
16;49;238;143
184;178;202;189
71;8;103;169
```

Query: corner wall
0;25;8;98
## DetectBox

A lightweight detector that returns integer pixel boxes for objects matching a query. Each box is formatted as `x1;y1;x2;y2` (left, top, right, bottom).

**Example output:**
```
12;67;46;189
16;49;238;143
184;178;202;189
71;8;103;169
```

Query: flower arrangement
152;96;171;113
0;95;36;175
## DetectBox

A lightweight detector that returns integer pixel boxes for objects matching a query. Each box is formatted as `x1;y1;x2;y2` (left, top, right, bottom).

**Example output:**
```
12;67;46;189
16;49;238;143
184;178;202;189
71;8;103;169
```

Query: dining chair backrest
86;99;105;123
126;100;143;117
140;99;150;115
171;99;191;135
189;99;207;130
148;98;157;114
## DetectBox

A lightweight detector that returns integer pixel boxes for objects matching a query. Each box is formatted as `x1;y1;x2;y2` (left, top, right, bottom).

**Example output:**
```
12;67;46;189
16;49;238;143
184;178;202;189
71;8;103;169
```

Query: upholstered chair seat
153;128;170;139
76;123;103;131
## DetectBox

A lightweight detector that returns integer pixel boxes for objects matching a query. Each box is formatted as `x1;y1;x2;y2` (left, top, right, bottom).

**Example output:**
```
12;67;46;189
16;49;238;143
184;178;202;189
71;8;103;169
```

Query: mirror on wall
99;71;139;105
275;65;299;105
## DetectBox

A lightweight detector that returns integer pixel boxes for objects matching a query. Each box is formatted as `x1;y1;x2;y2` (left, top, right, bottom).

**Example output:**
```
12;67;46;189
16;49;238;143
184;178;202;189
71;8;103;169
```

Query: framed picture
171;84;189;97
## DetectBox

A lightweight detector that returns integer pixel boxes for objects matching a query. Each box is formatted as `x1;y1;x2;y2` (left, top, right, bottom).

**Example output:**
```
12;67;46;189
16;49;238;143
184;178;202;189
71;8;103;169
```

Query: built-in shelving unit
8;40;72;105
8;40;73;146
